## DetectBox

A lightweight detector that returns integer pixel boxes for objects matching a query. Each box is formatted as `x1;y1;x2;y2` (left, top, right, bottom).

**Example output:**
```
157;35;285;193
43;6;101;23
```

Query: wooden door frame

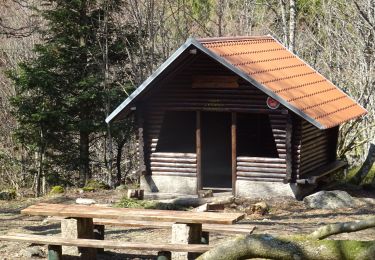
196;111;236;194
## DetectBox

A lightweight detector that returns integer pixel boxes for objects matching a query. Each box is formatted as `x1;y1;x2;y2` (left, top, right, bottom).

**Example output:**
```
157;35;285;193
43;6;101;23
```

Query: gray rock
21;246;45;258
303;190;358;209
75;198;96;205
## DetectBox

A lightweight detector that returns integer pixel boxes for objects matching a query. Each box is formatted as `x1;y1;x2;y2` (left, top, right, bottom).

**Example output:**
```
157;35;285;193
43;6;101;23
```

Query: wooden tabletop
21;203;245;225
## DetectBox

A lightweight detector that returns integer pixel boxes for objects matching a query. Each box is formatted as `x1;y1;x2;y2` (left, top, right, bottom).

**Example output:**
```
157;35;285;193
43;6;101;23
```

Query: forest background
0;0;374;196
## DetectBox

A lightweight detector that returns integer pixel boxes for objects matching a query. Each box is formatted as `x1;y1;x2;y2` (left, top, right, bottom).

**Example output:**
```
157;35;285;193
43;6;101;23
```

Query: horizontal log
151;167;196;173
236;162;286;168
150;157;197;163
151;162;196;168
300;156;330;170
151;152;196;158
298;148;330;162
237;176;284;182
294;138;327;150
236;166;286;173
151;171;196;177
237;172;285;178
237;157;285;163
295;146;330;160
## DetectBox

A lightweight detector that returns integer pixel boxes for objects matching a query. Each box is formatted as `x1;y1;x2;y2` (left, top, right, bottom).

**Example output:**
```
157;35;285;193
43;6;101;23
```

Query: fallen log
197;234;375;260
159;196;234;207
198;216;375;260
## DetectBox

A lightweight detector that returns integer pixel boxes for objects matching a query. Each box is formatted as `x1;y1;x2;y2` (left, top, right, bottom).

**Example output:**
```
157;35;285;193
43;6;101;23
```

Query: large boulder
303;190;358;209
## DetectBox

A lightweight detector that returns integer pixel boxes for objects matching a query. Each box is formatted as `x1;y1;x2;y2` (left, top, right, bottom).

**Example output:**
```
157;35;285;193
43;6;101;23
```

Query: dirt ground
0;188;374;259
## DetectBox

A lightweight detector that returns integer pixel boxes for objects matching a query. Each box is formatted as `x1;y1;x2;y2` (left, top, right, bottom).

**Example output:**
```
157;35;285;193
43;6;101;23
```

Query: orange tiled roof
199;36;367;129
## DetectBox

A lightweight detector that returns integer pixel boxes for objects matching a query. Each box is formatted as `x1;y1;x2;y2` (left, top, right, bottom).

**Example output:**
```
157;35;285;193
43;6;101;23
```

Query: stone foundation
141;175;316;199
235;179;317;199
140;175;197;194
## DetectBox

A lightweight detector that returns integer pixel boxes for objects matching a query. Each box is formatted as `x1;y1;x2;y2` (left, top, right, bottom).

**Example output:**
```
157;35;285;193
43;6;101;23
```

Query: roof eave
105;38;197;124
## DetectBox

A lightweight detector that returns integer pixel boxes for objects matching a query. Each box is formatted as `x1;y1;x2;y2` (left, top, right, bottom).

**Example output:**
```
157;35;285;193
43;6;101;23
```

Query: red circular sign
266;97;280;109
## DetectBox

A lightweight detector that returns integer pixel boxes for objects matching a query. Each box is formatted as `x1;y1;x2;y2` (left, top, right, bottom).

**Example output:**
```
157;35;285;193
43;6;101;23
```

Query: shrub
82;180;109;192
50;185;65;194
0;189;17;200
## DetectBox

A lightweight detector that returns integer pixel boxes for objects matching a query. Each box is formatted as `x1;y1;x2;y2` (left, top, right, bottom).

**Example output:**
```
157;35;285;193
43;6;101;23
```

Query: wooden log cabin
106;36;367;199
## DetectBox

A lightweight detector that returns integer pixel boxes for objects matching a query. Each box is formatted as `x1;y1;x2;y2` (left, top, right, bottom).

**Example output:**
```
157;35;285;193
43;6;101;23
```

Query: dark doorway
201;112;232;189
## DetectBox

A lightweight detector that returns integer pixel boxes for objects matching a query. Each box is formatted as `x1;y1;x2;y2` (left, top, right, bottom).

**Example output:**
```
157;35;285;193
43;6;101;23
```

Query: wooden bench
0;233;212;260
296;160;347;184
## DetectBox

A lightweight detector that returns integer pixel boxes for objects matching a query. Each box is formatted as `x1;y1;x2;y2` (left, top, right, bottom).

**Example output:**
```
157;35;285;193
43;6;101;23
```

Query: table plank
21;203;244;225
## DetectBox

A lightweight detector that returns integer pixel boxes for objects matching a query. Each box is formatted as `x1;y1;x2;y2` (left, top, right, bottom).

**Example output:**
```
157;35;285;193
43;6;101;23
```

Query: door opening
201;112;232;189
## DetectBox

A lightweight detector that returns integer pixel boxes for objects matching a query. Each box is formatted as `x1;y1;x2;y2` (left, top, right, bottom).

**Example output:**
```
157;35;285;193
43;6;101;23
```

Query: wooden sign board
192;75;239;89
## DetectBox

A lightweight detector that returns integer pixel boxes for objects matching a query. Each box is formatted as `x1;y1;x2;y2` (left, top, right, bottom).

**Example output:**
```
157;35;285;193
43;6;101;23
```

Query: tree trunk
79;131;90;187
288;0;296;52
116;137;127;186
279;0;288;46
35;150;42;197
352;143;375;185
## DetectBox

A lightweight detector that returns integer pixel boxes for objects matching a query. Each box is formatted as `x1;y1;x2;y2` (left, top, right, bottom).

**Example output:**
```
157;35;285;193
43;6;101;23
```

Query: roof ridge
197;35;272;43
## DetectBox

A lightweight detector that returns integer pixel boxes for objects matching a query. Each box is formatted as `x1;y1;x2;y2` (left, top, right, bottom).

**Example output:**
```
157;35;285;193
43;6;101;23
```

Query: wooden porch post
196;111;202;192
231;112;237;195
285;111;293;183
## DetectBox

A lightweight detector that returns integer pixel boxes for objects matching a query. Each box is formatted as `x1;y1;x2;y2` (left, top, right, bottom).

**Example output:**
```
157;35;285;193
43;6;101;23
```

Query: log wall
141;53;288;180
137;51;338;185
236;113;288;182
292;118;338;178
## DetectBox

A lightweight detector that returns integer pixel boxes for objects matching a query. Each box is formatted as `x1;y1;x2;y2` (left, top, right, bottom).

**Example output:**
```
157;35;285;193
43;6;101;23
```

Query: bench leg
94;224;105;254
171;223;202;260
48;245;62;260
61;218;97;259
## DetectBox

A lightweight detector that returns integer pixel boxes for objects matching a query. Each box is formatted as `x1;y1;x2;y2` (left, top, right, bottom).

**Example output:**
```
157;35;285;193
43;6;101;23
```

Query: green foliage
0;190;17;200
9;0;140;185
115;197;189;211
82;179;110;192
189;0;213;22
50;185;65;194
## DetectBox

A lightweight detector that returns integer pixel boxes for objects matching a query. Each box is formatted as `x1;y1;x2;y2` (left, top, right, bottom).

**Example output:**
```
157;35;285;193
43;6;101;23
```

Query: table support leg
171;223;202;260
94;224;105;254
61;217;97;259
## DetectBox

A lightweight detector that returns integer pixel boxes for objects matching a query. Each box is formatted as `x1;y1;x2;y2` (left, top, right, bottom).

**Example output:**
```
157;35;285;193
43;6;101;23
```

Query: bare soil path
0;189;374;259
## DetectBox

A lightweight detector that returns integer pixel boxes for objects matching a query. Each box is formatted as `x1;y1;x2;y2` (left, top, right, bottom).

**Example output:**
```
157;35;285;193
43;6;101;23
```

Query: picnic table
20;203;245;259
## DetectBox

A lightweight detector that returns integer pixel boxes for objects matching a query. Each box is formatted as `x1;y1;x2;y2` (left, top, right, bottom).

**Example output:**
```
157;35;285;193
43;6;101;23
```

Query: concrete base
141;175;197;194
235;179;317;200
235;179;295;198
141;175;316;200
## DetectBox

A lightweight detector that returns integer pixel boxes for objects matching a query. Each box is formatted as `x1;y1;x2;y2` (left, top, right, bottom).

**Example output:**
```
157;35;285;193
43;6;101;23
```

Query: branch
309;216;375;240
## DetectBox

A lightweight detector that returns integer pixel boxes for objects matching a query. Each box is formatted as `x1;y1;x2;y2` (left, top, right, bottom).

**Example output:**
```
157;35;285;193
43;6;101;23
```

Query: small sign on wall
266;97;280;109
